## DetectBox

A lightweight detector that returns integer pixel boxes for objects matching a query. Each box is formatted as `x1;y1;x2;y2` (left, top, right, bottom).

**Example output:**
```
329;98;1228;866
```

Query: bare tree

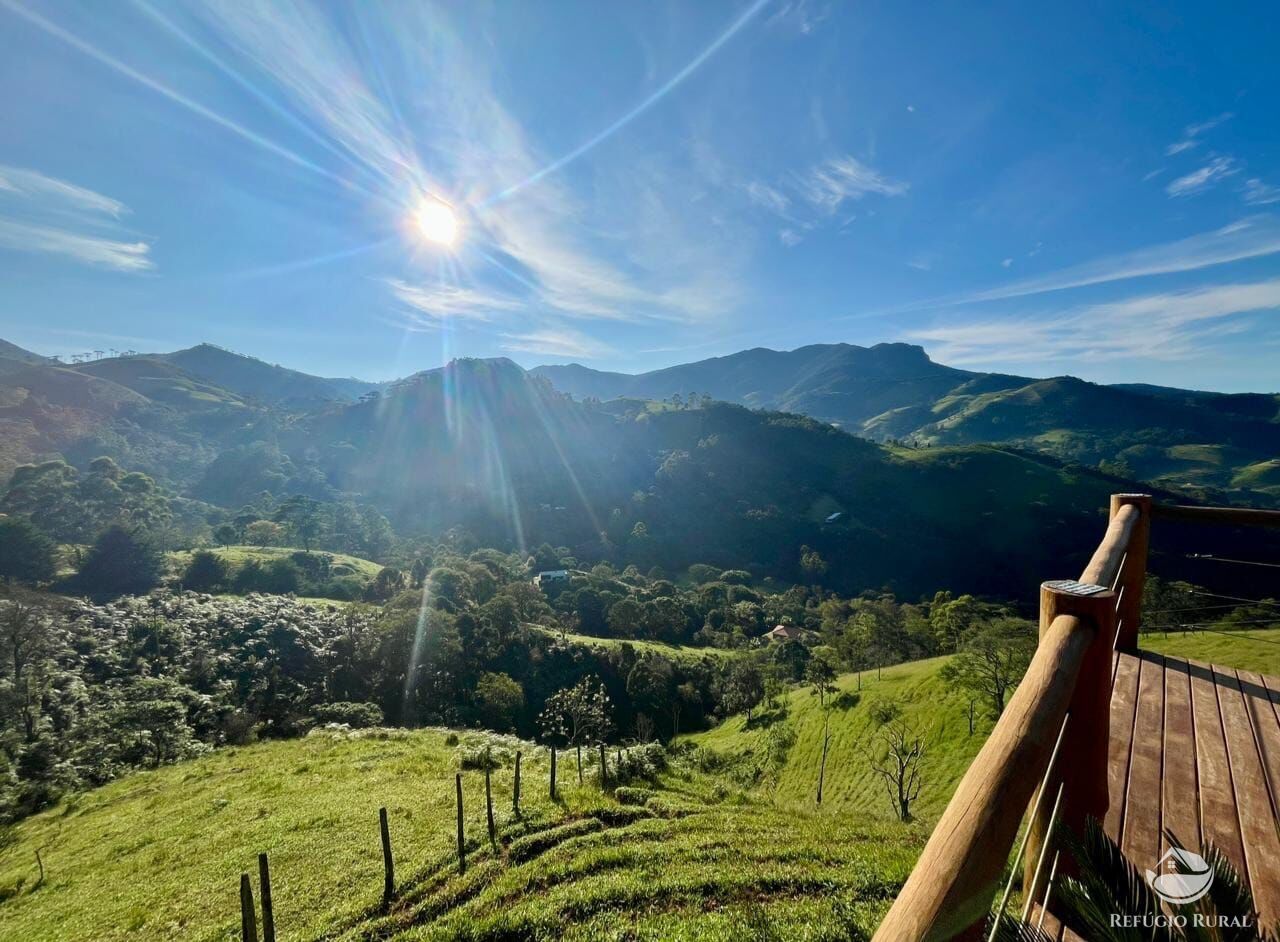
868;720;926;821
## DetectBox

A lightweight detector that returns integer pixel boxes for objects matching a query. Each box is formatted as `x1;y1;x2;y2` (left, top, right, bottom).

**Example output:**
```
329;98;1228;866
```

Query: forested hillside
534;342;1280;504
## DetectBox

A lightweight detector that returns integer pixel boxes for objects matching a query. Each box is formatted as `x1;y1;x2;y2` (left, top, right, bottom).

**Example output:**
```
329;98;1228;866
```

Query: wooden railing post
1110;494;1150;650
1024;580;1116;903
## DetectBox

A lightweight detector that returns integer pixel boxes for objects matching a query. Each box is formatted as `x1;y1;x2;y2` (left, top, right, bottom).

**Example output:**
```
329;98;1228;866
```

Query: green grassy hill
4;632;1276;941
687;656;986;823
1141;627;1280;676
0;729;920;942
168;545;384;580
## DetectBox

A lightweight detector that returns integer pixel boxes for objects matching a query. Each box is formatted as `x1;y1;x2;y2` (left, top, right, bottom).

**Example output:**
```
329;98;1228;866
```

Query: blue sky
1;1;1278;391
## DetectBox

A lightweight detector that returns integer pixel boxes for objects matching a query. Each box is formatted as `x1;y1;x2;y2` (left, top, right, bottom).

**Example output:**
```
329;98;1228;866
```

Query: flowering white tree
538;676;613;746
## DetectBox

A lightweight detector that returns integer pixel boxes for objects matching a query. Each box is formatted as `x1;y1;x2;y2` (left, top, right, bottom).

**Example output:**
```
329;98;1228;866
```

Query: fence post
598;743;607;788
379;807;395;905
1111;494;1151;650
550;747;557;800
257;853;275;942
456;773;466;873
513;750;522;816
240;873;258;942
1024;581;1116;901
485;767;496;847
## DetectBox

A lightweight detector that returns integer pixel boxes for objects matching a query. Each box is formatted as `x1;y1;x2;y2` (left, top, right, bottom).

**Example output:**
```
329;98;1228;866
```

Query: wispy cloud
187;2;747;328
797;155;908;212
908;277;1280;368
745;154;907;246
1162;111;1234;162
1166;156;1238;197
1244;178;1280;206
500;327;615;360
946;216;1280;305
386;279;523;325
1184;112;1234;138
0;164;151;271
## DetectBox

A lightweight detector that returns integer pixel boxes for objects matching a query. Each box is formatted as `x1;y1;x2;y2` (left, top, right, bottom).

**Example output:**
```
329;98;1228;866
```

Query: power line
1184;589;1280;611
1145;602;1263;616
1187;554;1280;570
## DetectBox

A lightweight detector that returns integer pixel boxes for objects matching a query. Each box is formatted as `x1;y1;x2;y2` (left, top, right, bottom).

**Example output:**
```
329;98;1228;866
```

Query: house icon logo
1146;848;1213;904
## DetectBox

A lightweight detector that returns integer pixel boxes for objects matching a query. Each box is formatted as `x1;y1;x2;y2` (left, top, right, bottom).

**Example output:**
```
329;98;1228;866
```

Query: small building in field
534;569;570;588
763;623;808;643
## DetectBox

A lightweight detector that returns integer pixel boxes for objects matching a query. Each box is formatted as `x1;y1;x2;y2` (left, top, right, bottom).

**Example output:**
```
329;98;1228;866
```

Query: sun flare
415;199;458;246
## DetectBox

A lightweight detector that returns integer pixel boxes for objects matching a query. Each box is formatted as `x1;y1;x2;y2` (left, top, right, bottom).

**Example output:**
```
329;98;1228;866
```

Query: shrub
312;702;383;729
0;517;57;586
75;525;163;598
182;550;229;592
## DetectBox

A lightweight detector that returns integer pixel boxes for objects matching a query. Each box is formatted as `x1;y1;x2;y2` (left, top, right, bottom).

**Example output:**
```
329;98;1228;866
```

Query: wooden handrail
875;494;1150;941
872;613;1097;941
1081;502;1139;588
1151;501;1280;529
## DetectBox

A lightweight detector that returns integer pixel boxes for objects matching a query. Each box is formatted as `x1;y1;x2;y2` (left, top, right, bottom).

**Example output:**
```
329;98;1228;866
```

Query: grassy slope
688;656;986;823
0;730;919;942
526;624;732;663
168;545;383;579
1141;627;1280;676
5;633;1275;941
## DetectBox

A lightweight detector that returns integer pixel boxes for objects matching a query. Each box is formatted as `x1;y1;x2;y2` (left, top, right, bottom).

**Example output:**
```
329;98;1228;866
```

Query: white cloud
908;278;1280;368
948;216;1280;305
743;180;791;214
0;165;151;271
1166;156;1238;197
797;155;908;212
780;228;803;247
1244;178;1280;206
188;1;746;326
500;327;614;360
1161;112;1233;167
386;279;524;324
1184;112;1234;138
1001;258;1013;268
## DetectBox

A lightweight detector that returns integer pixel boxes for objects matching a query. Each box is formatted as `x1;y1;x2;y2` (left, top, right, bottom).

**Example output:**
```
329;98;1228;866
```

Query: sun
415;199;458;246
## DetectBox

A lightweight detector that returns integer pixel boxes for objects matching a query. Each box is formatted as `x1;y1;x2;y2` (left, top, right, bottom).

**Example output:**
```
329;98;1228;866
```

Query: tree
720;660;765;723
273;495;324;552
799;545;827;581
538;676;613;746
868;720;926;821
244;520;285;547
475;672;525;732
805;651;838;706
182;550;229;592
0;517;57;586
75;526;163;598
0;598;58;740
940;617;1036;717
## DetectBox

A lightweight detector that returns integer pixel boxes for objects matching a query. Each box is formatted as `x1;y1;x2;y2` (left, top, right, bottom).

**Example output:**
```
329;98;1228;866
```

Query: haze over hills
533;342;1280;501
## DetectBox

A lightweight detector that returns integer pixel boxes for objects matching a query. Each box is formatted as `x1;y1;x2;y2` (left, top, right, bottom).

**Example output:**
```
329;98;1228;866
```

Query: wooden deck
1040;649;1280;940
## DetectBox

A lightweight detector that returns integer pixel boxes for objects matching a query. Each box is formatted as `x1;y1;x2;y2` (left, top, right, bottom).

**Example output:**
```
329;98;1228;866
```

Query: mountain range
532;342;1280;502
2;336;1279;601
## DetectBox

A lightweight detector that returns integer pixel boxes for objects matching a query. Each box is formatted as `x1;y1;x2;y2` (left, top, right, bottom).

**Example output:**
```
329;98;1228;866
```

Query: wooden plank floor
1105;649;1280;925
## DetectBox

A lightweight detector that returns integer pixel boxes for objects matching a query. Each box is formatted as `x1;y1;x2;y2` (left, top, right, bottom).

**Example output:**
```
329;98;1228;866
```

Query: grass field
1141;627;1280;676
168;545;384;579
4;631;1274;941
0;729;920;942
526;624;732;663
687;656;987;823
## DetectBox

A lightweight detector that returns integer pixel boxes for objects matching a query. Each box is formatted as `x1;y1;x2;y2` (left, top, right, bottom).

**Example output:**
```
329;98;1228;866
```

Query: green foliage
180;549;228;592
939;617;1036;717
0;517;56;585
475;672;525;732
311;701;383;728
74;525;163;598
